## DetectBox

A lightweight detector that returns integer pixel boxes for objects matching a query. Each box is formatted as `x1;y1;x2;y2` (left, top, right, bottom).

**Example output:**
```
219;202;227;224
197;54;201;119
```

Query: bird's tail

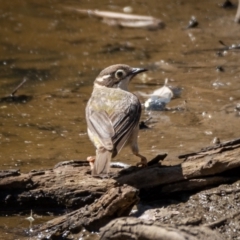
92;148;112;176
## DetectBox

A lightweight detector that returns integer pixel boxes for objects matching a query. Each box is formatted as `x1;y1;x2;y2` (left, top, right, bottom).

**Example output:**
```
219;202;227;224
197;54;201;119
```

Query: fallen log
0;161;115;212
31;185;138;239
1;137;240;239
116;137;240;189
1;138;240;211
99;217;222;240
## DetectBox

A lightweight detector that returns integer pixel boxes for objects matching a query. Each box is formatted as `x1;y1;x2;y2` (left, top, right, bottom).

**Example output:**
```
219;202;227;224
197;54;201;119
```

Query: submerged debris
140;79;182;111
219;0;235;8
212;137;221;145
10;78;28;96
25;210;35;229
0;95;32;103
139;79;182;111
0;78;32;103
215;66;224;72
186;16;199;29
123;6;133;14
235;103;240;111
101;42;135;53
219;40;240;50
139;117;152;129
66;8;165;30
144;85;173;111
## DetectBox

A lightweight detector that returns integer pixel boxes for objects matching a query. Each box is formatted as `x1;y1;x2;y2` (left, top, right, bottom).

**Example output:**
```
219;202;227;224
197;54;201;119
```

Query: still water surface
0;0;240;238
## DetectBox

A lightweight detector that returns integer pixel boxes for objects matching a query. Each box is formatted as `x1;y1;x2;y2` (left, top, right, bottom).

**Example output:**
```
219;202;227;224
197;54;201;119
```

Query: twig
10;78;28;96
219;40;229;48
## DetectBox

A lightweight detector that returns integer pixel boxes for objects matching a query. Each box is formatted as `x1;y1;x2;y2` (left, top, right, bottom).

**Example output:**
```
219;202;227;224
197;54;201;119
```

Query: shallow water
0;0;240;238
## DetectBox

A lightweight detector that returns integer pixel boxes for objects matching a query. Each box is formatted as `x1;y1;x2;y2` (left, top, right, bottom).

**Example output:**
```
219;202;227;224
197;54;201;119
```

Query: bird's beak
131;67;148;75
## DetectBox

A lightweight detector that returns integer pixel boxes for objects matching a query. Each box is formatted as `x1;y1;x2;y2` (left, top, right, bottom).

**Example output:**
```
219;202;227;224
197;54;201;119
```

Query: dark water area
0;0;240;239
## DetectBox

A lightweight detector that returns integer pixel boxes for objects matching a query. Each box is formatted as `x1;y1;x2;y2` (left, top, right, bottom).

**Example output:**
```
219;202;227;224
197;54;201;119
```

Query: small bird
86;64;147;176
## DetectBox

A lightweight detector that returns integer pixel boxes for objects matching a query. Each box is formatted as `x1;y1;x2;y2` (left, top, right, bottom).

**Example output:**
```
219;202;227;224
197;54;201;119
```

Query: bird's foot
87;156;95;170
136;156;147;167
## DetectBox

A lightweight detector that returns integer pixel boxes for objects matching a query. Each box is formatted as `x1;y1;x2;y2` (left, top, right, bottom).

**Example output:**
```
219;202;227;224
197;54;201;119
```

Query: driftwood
0;161;117;212
1;138;240;211
66;8;165;30
116;137;240;189
100;217;222;240
1;137;240;239
31;185;138;239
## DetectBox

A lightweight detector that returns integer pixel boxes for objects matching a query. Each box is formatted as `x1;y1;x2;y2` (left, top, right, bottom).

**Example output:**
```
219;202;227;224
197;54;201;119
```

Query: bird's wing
86;109;114;151
110;98;141;156
86;96;141;156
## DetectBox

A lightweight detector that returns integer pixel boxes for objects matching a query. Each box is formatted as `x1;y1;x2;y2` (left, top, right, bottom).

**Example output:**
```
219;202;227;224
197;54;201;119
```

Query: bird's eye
115;69;126;79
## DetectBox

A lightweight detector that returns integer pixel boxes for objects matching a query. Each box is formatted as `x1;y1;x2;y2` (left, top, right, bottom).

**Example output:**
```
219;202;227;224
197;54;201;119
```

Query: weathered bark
100;217;222;240
31;185;139;239
1;138;240;239
117;139;240;189
141;175;238;201
1;138;240;211
0;161;116;212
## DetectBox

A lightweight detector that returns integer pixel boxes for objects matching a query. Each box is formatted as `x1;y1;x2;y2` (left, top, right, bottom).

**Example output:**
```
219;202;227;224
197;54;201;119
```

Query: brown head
94;64;147;91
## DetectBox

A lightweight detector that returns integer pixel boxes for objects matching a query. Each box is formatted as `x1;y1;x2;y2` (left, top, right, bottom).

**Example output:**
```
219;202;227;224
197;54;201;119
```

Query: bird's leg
87;156;95;170
131;144;147;167
135;153;147;167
